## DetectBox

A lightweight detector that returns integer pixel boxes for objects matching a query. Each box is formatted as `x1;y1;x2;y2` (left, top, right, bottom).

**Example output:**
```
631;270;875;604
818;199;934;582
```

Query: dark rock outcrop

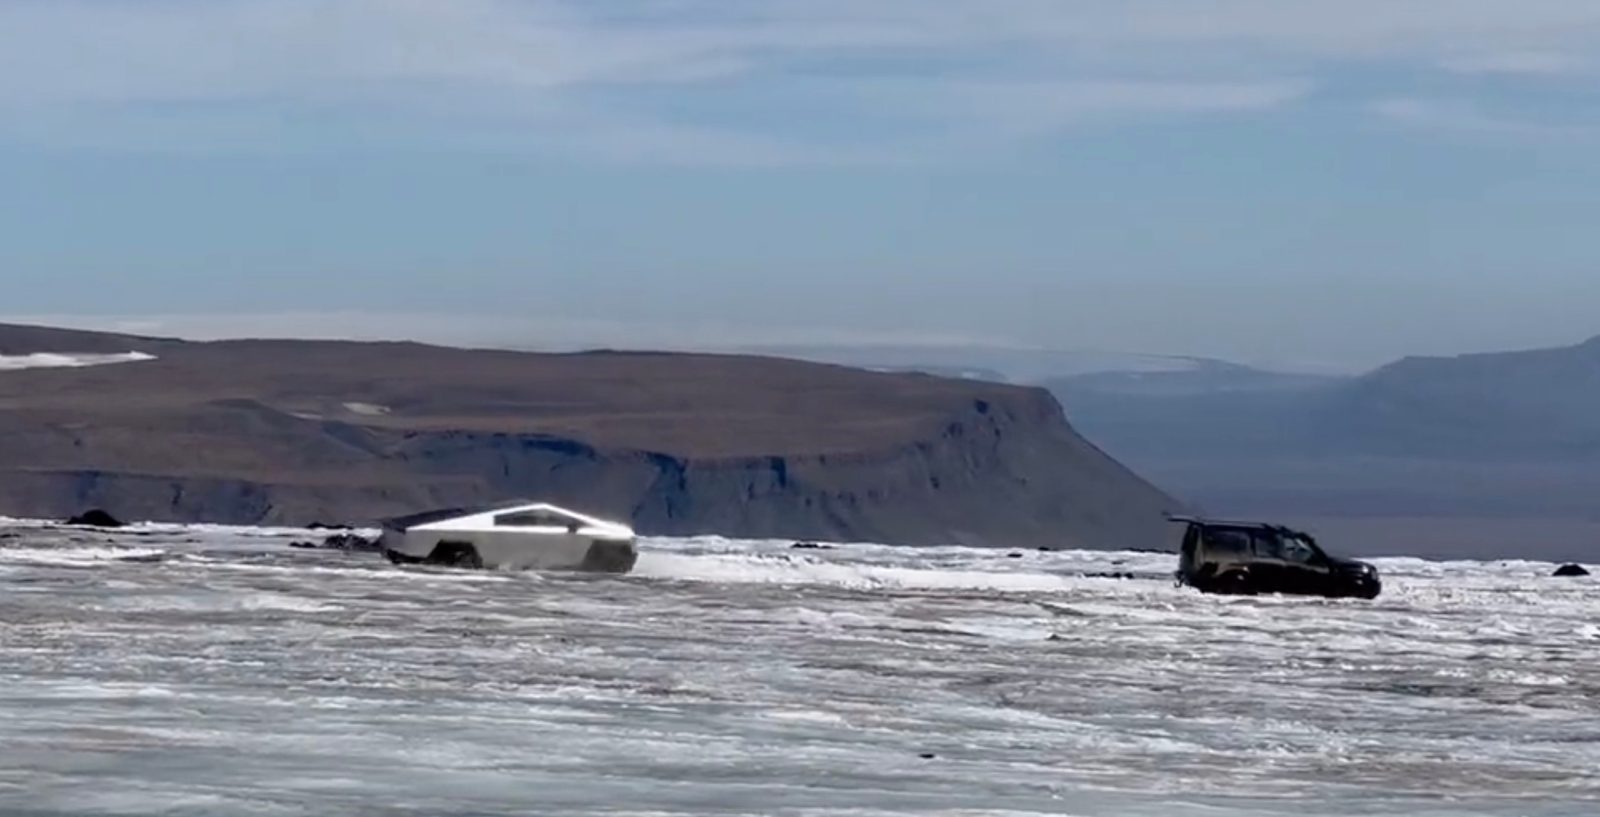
1554;563;1591;577
288;534;378;552
324;534;379;552
65;509;124;528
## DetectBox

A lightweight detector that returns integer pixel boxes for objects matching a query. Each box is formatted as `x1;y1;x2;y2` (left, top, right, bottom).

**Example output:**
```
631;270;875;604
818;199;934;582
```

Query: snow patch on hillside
0;351;156;371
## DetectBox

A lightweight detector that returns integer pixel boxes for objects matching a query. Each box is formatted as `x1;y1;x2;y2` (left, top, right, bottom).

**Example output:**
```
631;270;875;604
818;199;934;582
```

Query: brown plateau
0;323;1178;549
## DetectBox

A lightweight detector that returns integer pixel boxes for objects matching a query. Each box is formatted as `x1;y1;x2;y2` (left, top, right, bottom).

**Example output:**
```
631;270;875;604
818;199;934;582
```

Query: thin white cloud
1440;51;1591;76
622;1;1600;59
2;1;1599;161
931;78;1314;133
1373;97;1600;141
818;76;1313;150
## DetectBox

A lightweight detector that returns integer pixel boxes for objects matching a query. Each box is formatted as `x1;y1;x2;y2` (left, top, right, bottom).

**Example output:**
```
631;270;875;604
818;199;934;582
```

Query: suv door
1197;526;1255;591
1275;535;1333;594
1178;523;1200;582
1246;530;1290;592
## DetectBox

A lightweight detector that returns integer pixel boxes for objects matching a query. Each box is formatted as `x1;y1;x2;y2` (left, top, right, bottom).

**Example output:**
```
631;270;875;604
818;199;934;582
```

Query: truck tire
426;541;484;569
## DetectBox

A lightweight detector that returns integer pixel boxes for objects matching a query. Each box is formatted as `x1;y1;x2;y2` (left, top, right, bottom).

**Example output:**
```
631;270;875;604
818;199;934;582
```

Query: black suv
1173;516;1381;599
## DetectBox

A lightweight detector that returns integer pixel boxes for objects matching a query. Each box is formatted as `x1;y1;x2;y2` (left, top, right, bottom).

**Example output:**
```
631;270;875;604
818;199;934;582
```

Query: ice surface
0;524;1595;816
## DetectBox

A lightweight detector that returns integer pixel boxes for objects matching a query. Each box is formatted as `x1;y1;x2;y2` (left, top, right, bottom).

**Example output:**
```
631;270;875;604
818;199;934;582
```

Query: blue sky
3;1;1600;370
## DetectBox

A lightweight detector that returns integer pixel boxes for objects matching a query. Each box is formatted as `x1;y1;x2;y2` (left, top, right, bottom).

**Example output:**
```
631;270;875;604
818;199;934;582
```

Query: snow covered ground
0;523;1594;816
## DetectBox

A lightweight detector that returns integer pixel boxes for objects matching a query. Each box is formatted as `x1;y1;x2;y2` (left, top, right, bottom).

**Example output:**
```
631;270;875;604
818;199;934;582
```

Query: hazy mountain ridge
1053;333;1600;459
1327;335;1600;458
1044;334;1600;559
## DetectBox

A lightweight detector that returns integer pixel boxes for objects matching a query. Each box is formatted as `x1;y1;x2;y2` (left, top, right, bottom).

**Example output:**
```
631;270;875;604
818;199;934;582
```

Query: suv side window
1251;531;1286;560
1253;531;1320;564
1202;528;1252;559
1280;536;1318;564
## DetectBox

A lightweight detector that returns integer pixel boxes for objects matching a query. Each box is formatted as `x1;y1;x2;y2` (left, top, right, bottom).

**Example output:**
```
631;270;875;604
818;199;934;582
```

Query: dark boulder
1554;563;1591;577
65;509;125;528
288;533;379;552
115;552;167;564
322;533;379;552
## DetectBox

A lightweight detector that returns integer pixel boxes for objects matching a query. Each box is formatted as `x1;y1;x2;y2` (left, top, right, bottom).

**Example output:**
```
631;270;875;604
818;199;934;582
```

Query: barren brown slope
0;324;1179;549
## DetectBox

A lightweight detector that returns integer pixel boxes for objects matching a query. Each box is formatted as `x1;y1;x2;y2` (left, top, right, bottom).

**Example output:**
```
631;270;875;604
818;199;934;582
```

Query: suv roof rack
1166;513;1273;527
1165;514;1312;536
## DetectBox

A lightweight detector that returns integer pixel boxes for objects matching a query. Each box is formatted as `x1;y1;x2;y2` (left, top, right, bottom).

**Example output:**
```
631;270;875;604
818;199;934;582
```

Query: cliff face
0;324;1178;549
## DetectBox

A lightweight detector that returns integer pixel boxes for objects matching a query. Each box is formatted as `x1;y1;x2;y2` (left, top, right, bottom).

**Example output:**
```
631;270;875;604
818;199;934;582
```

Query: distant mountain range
1045;336;1600;561
1050;335;1600;461
1330;335;1600;460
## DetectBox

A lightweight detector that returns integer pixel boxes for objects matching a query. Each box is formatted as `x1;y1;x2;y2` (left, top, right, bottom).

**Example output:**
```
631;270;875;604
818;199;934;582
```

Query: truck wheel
426;541;484;569
580;540;638;573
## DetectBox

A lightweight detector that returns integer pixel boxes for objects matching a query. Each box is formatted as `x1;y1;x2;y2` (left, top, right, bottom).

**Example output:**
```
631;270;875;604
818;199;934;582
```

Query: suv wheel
1214;570;1256;596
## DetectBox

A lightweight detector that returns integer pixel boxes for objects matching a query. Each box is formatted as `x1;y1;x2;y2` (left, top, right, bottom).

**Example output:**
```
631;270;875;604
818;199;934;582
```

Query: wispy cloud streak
2;1;1598;160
